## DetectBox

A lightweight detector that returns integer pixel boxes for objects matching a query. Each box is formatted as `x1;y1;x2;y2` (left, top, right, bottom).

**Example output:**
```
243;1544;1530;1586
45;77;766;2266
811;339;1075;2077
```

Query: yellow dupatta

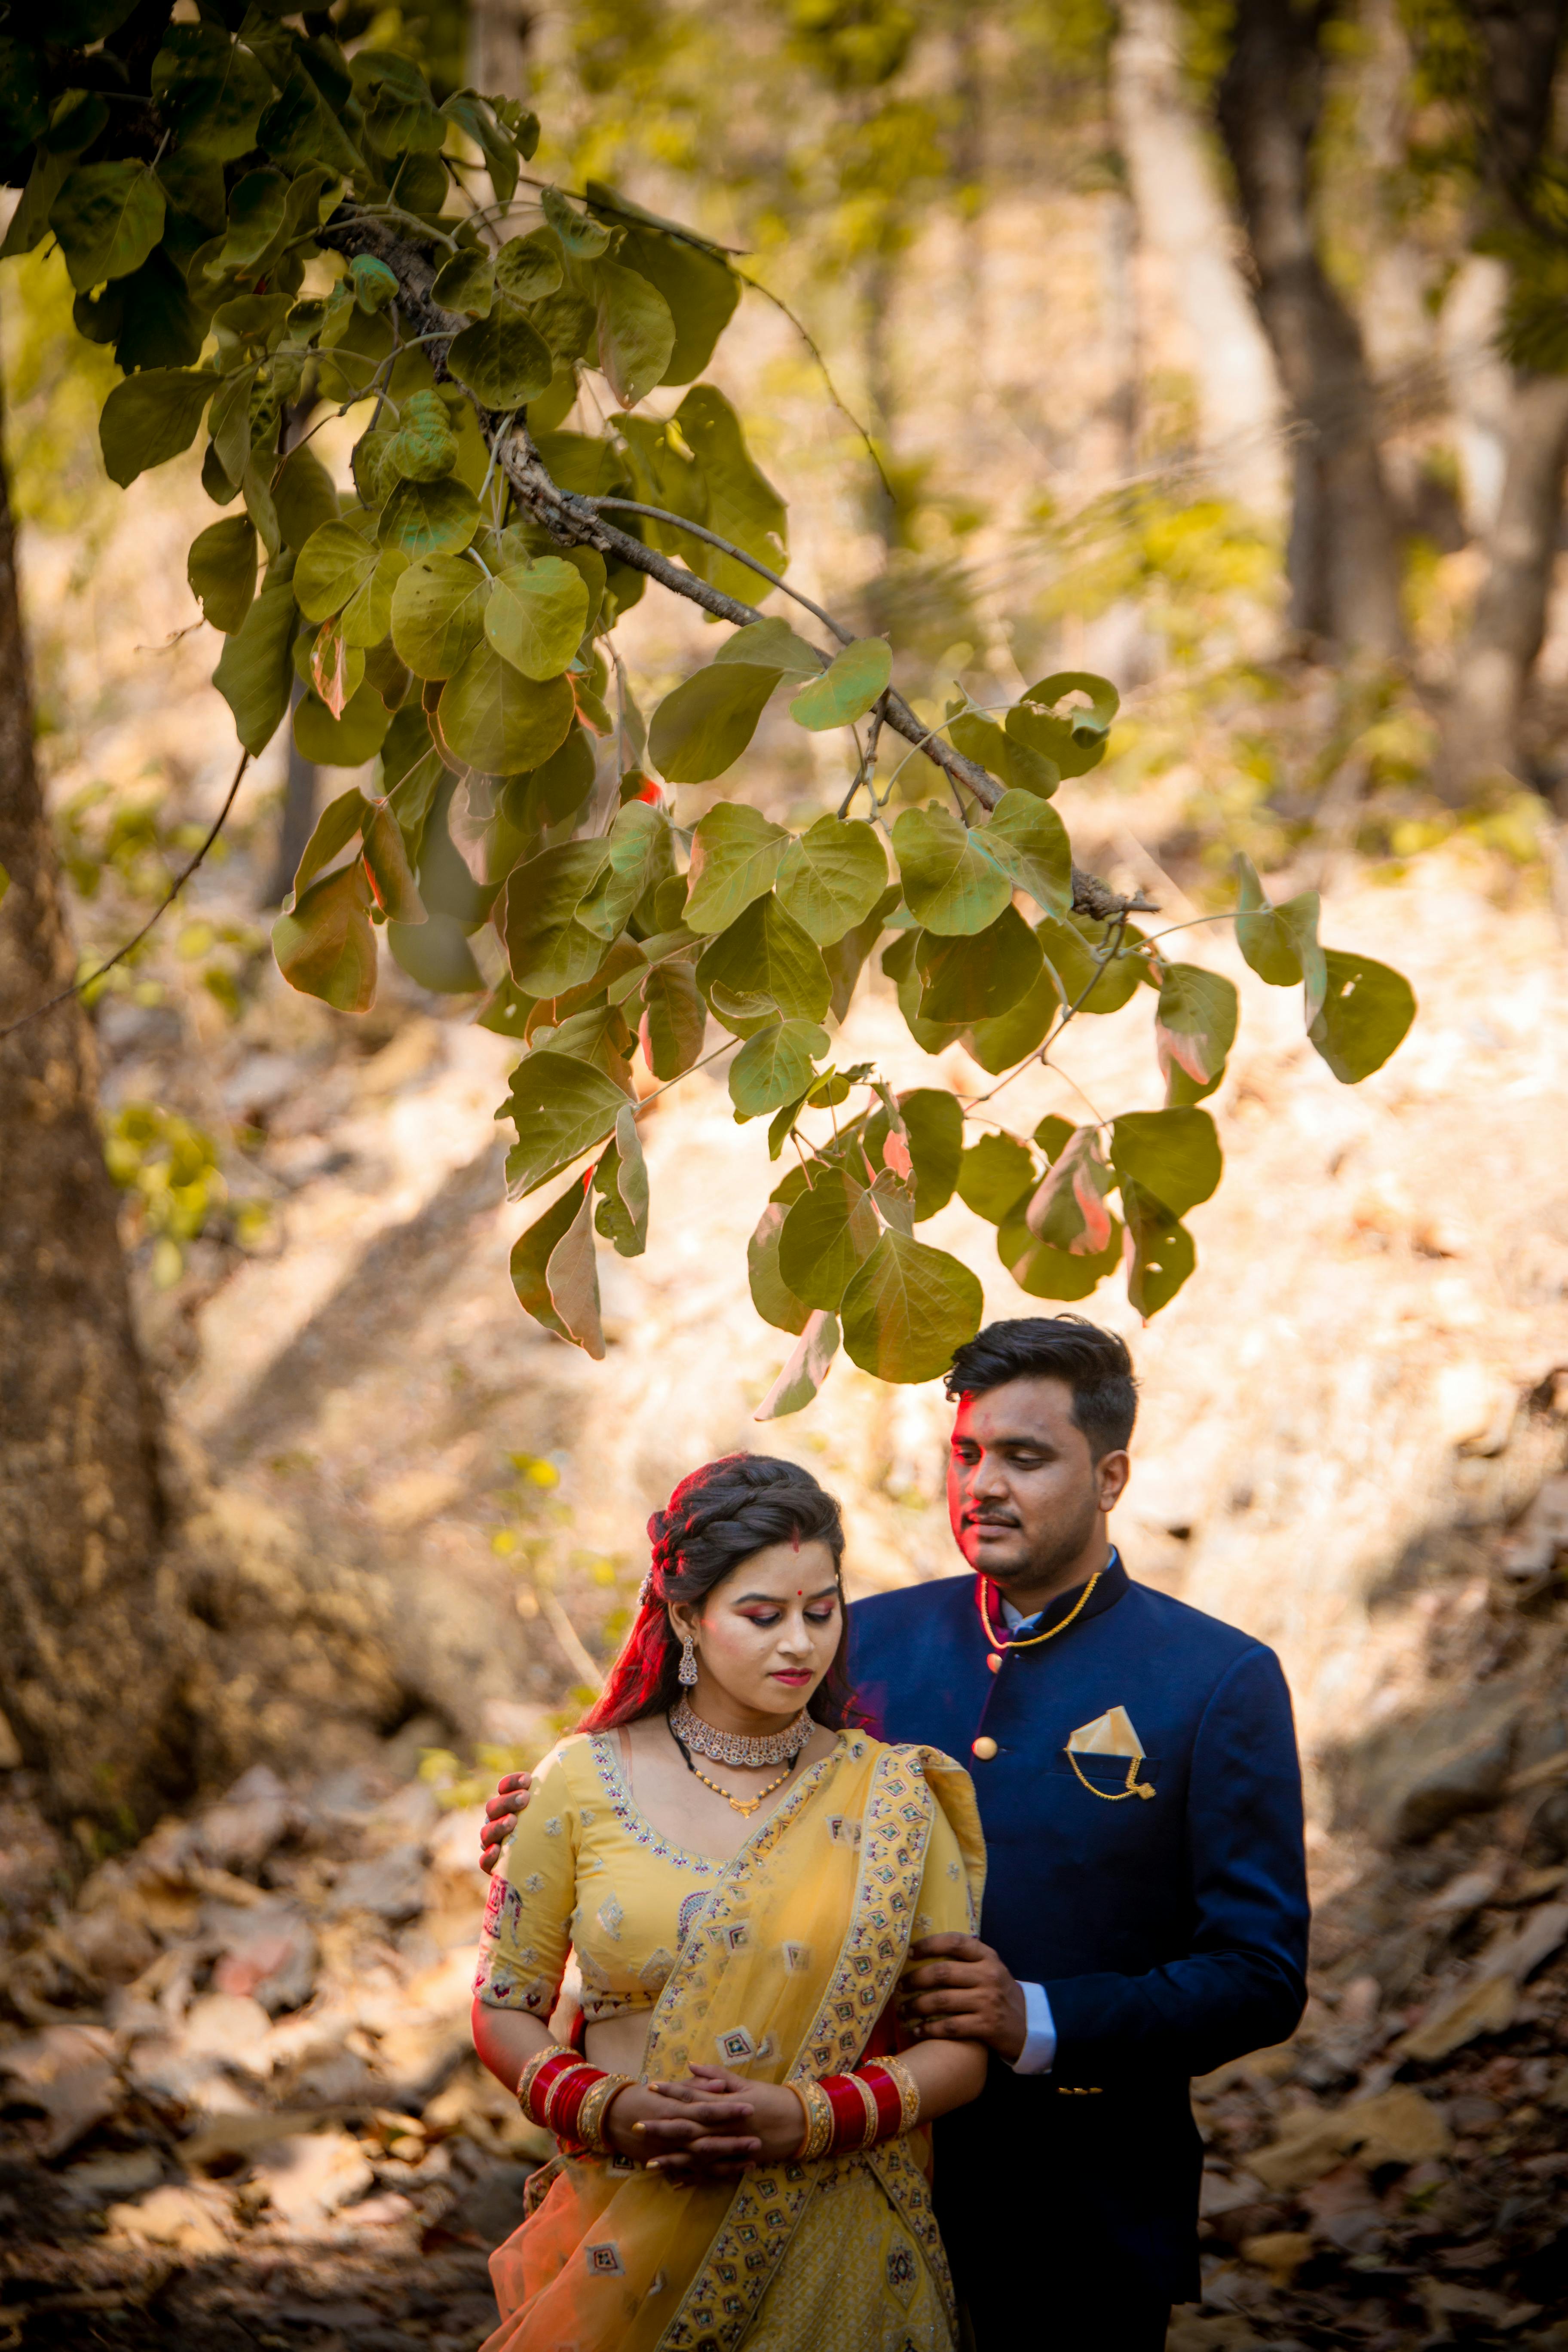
484;1731;984;2352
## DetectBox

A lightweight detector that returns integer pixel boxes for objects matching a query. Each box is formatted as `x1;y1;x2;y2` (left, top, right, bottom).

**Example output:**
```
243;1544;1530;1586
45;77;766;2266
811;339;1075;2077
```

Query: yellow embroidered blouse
474;1729;977;2038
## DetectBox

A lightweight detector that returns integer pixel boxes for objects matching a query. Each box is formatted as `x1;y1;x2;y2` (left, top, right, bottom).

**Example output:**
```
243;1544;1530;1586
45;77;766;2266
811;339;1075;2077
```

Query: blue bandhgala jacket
847;1551;1308;2305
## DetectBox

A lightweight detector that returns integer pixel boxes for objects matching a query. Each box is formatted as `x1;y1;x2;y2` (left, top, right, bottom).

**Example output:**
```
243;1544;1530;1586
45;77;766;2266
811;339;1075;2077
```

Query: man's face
946;1375;1129;1593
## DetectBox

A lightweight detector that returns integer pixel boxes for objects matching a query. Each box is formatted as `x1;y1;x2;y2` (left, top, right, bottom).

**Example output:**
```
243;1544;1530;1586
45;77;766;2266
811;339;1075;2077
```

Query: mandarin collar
983;1548;1129;1647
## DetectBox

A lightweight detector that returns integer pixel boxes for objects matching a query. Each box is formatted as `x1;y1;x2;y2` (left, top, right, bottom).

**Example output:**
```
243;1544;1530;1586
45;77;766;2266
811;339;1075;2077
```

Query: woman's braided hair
578;1454;859;1732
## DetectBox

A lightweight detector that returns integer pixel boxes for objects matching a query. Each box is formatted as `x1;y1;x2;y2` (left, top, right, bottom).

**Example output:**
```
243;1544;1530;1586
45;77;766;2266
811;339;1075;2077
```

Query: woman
471;1452;987;2352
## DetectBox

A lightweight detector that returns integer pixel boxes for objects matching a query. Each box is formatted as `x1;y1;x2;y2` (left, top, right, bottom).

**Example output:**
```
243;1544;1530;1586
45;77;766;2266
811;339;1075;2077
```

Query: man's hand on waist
903;1933;1027;2063
479;1771;532;1875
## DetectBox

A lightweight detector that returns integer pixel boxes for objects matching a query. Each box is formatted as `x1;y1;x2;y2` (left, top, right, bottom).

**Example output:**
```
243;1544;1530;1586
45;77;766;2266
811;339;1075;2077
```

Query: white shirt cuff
1008;1979;1056;2074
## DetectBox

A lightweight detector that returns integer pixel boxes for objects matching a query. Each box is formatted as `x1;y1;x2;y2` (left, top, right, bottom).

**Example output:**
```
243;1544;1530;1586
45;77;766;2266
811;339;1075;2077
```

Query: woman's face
670;1539;842;1724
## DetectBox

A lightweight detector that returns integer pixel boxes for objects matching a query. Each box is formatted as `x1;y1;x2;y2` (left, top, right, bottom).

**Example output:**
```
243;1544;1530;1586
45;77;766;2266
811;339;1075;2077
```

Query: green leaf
729;1018;830;1117
257;64;364;179
586;182;739;385
99;368;213;489
495;228;564;303
389;557;489;682
840;1230;983;1384
963;965;1060;1075
575;801;670;941
979;791;1072;916
220;167;288;271
748;1201;812;1335
592;258;675;408
593;1102;649;1258
502;841;612;995
917;905;1042;1024
892;804;1011;937
789;637;891;731
187;516;257;634
104;247;208;372
779;1168;880;1311
695;894;832;1028
484;557;591;681
1308;949;1416;1084
388;912;483;993
511;1176;589;1343
363;802;426;923
382;389;459;484
538;1177;606;1356
377;478;481;558
947;710;1060;799
1023;1126;1116;1256
824;883;899;1024
51;161;164;291
273;445;340;554
498;1048;628;1199
683;801;790;934
1035;912;1148;1015
1234;854;1327;1025
674;386;788;603
1154;965;1239;1101
1110;1108;1221;1219
649;662;781;784
956;1133;1037;1224
294;681;393;766
272;861;377;1012
1006;671;1119;780
538;1004;636;1090
1035;1115;1074;1162
439;646;575;776
518;722;598;827
151;25;273;162
295;517;380;624
638;958;707;1078
714;617;822;678
442;88;528;204
1123;1182;1196;1318
207;364;257;496
887;1088;965;1219
213;552;297;753
285;784;368;911
340;549;408;650
543;184;612;258
998;1214;1122;1302
353;49;447;158
773;815;887;946
432;245;496;319
447;301;555;410
755;1310;839;1419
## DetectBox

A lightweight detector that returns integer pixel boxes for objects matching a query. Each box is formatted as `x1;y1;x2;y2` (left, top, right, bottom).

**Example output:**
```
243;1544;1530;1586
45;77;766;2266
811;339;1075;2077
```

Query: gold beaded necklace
978;1570;1100;1654
685;1755;795;1817
668;1712;802;1817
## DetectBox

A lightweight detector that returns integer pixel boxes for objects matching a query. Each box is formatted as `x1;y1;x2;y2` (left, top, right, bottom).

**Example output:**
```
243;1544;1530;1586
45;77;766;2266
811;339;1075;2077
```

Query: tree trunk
1216;0;1407;654
1440;370;1568;796
1110;0;1284;517
0;386;185;1838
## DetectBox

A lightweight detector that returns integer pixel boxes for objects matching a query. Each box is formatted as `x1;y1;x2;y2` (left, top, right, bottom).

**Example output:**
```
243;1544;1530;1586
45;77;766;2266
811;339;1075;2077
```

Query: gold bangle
516;2043;579;2113
880;2053;921;2135
848;2069;880;2151
576;2071;635;2153
795;2078;833;2162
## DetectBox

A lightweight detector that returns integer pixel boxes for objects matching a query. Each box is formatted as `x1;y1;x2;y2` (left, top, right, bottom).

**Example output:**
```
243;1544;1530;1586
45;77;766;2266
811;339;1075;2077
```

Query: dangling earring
678;1632;699;1687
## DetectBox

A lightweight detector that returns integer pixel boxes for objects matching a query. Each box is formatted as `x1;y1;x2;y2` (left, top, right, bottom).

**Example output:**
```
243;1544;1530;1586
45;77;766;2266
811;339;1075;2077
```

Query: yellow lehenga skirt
482;1736;985;2352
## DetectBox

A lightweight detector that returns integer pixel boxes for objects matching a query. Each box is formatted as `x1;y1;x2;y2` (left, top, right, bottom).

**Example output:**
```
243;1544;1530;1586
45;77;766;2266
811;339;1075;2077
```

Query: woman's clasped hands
603;2064;806;2177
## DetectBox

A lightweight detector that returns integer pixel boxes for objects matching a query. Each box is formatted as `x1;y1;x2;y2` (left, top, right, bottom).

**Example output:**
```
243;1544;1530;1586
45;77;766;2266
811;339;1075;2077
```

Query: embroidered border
656;1742;939;2352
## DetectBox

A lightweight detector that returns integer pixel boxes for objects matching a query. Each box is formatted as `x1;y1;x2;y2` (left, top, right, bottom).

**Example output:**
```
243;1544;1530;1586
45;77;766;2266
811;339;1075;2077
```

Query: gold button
971;1736;998;1761
986;1654;1003;1674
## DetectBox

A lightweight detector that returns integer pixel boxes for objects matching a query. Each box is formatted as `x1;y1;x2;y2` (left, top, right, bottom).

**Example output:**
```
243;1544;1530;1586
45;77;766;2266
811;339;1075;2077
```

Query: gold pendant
730;1794;762;1816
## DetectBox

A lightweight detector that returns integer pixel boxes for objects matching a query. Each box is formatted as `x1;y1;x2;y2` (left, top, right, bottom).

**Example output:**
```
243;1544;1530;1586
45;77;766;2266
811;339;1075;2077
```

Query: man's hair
944;1316;1138;1458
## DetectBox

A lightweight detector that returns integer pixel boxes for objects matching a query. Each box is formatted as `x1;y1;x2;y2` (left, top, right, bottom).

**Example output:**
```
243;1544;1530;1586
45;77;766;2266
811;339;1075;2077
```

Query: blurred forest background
3;0;1568;2346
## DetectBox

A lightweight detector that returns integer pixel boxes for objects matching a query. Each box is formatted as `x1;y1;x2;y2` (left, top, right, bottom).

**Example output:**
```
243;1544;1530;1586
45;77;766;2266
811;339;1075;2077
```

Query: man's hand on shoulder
479;1771;532;1875
903;1933;1027;2063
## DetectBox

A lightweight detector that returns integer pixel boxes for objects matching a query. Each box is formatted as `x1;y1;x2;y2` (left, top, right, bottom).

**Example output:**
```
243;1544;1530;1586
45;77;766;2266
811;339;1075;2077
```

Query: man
480;1316;1308;2347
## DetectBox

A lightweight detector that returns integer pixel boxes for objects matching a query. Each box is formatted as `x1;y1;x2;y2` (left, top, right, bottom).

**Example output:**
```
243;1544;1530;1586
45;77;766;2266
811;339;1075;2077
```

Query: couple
470;1317;1310;2350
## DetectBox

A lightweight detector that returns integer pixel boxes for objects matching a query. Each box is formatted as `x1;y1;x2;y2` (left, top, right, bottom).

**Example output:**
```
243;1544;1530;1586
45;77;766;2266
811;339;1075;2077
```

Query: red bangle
519;2047;596;2133
549;2062;604;2143
857;2061;904;2142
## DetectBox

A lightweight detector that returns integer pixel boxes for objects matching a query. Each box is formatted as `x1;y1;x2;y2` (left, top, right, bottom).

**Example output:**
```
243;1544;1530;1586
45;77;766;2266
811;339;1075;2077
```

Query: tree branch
313;206;1152;919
